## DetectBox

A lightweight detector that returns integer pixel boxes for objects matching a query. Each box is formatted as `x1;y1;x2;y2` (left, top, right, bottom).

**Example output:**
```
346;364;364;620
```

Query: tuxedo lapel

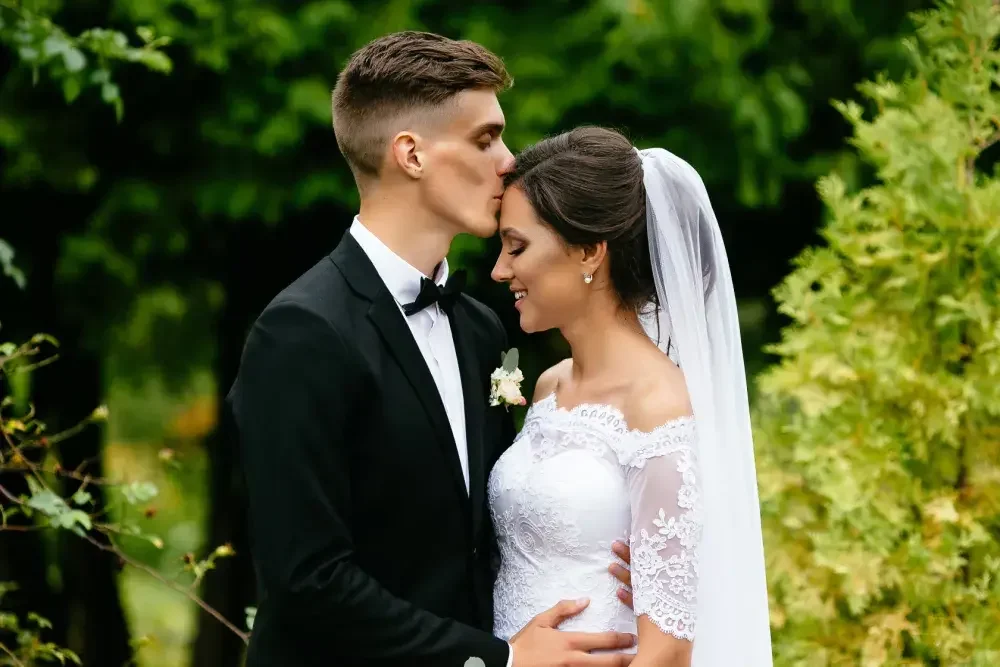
368;299;471;501
333;234;470;504
450;299;487;536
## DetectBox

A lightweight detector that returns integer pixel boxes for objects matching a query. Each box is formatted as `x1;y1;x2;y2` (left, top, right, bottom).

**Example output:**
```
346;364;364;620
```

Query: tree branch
82;532;249;644
0;641;26;667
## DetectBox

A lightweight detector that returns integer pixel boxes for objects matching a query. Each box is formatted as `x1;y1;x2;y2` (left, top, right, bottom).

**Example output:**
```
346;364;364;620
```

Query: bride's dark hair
503;126;656;314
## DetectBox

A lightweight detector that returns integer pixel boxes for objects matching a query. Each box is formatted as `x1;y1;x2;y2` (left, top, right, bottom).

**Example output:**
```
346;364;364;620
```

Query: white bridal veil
636;147;773;665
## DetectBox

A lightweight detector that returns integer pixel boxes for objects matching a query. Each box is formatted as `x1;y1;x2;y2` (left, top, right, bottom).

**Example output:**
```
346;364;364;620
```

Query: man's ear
390;131;425;179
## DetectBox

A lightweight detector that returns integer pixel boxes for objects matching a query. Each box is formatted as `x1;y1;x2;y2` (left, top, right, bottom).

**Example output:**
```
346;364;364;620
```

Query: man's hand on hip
510;599;636;667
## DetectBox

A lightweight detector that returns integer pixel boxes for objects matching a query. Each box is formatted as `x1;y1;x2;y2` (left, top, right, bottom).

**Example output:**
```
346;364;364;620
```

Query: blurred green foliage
0;0;171;119
2;1;930;362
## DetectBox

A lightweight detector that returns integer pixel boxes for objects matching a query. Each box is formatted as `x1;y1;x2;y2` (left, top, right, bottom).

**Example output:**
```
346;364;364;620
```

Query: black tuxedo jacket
227;232;515;667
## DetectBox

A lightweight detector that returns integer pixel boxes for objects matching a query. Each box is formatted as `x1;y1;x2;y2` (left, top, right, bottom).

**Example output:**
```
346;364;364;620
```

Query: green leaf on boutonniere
501;348;519;373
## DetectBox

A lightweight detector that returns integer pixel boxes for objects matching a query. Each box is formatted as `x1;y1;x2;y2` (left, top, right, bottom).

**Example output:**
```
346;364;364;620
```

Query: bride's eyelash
508;246;525;256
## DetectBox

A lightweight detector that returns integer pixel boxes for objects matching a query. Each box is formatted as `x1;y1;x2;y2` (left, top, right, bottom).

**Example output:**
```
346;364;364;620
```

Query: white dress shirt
350;218;470;492
350;218;515;667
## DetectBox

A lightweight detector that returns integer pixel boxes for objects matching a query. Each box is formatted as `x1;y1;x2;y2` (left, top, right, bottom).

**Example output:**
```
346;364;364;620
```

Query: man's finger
612;540;631;565
578;652;636;667
536;598;589;627
609;563;631;588
564;630;636;652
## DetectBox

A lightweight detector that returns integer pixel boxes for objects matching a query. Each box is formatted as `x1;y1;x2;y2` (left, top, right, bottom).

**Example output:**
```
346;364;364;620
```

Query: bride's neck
561;303;648;383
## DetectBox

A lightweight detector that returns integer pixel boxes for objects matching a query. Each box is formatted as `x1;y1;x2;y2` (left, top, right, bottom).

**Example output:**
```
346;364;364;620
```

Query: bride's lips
512;290;526;311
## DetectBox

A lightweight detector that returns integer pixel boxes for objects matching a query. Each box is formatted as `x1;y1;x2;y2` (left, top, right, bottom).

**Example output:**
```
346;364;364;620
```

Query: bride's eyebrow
499;229;525;241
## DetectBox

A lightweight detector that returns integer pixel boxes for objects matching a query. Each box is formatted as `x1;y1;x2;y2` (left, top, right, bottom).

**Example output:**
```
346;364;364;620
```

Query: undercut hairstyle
332;31;512;181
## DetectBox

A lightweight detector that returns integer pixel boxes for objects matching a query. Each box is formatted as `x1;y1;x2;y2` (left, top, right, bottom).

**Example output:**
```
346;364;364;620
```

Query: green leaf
501;348;519;373
26;480;72;520
0;612;19;632
101;81;119;104
122;481;159;505
62;47;86;73
24;477;93;534
27;612;52;630
27;489;67;517
0;239;27;290
56;510;92;533
137;49;172;74
0;582;17;604
245;606;256;631
136;26;155;44
29;333;59;347
62;76;81;103
71;489;92;506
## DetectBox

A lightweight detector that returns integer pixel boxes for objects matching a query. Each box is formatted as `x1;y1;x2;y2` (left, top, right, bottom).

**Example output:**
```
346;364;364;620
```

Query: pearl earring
583;273;593;284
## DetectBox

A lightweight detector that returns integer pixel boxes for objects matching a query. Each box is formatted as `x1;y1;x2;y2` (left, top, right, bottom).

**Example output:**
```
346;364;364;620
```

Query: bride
490;127;773;666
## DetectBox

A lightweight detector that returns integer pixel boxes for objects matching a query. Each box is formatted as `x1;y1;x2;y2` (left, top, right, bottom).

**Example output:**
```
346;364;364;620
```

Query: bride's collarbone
548;377;691;433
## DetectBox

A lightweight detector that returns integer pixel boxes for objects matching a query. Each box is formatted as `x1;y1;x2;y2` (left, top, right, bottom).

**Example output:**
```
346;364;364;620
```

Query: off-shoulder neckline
529;392;695;438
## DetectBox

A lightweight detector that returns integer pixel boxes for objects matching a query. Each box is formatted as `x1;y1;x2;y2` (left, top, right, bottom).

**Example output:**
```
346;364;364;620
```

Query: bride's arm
619;404;701;667
632;616;693;666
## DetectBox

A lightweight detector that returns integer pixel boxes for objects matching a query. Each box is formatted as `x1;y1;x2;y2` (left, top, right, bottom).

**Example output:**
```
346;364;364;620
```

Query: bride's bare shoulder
532;358;573;404
625;353;692;433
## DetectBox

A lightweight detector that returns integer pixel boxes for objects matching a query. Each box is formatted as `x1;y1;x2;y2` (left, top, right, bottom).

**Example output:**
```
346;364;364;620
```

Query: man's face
417;89;515;238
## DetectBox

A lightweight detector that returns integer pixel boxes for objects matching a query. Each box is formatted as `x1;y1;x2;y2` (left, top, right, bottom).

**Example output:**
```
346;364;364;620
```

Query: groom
228;32;635;667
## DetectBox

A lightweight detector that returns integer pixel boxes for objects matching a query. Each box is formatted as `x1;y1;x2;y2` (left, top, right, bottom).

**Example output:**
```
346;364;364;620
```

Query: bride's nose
491;254;512;284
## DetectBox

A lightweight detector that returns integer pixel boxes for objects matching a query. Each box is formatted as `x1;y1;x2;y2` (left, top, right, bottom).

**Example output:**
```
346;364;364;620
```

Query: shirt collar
349;216;449;308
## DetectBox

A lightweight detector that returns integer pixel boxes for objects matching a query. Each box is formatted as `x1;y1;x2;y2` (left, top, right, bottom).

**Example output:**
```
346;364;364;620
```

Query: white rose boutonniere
490;348;526;409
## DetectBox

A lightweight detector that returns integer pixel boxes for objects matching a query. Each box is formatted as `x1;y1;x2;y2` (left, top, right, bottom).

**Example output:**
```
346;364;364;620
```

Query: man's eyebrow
471;121;505;136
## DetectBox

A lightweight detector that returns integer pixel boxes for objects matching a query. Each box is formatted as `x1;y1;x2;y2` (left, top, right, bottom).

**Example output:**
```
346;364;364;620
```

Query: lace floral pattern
628;447;701;640
489;394;702;643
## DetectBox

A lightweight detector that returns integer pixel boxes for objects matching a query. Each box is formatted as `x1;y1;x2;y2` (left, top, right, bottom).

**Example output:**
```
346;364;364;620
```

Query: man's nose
497;140;515;176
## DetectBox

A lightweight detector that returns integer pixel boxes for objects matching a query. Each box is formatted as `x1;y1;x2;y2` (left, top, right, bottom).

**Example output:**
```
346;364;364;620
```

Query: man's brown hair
332;31;512;181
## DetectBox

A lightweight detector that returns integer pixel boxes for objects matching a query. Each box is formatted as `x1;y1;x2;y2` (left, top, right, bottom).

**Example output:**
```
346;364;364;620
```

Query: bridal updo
502;126;656;313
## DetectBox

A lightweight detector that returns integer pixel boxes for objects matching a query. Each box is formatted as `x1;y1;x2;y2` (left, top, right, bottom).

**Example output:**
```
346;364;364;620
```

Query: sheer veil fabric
636;147;773;665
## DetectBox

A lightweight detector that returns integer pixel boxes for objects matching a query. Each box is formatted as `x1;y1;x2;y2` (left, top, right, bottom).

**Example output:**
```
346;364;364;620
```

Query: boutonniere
490;348;526;409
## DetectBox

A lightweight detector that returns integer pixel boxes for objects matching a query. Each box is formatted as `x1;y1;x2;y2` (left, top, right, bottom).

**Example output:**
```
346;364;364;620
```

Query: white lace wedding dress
488;392;703;651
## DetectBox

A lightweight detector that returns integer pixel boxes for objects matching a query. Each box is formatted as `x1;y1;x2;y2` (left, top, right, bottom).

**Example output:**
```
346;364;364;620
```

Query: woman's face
491;186;591;333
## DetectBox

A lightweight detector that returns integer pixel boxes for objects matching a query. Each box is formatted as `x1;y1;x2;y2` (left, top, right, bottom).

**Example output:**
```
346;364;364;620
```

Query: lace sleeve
623;424;701;641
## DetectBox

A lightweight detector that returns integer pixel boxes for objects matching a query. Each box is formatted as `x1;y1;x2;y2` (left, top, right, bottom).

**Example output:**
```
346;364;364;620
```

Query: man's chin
466;216;500;239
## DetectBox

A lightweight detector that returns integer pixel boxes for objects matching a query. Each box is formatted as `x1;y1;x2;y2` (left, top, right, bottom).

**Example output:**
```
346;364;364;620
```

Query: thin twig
0;462;119;488
0;343;42;367
41;418;97;448
0;641;26;667
0;483;246;644
0;524;43;532
0;483;21;505
9;354;60;374
1;352;249;647
978;129;1000;154
82;532;249;644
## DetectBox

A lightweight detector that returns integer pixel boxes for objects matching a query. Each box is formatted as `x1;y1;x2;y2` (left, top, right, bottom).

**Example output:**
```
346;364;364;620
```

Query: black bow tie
402;270;466;316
